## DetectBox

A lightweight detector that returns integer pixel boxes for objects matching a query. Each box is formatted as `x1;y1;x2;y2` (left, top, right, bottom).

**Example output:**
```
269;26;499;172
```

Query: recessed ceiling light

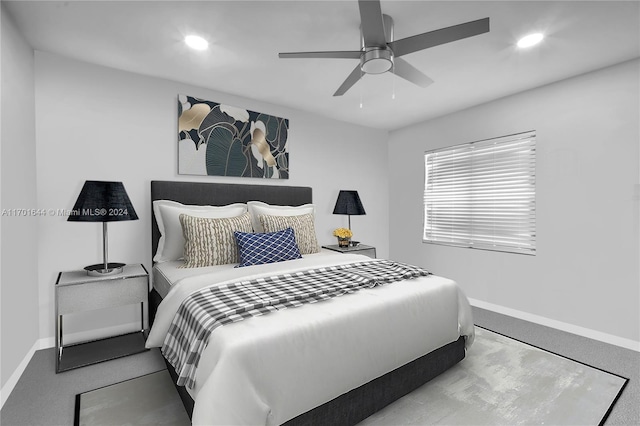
517;33;544;49
185;35;208;51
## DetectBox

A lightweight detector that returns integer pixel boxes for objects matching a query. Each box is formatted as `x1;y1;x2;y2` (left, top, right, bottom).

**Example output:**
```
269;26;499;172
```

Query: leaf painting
178;94;289;179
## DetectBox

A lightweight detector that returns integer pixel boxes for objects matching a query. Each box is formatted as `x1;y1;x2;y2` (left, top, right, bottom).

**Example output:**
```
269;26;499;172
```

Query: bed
145;180;474;426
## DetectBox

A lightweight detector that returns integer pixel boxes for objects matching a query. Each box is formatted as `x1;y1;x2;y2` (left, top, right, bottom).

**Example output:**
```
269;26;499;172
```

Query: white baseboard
0;338;46;409
1;322;143;409
3;303;636;409
470;298;640;352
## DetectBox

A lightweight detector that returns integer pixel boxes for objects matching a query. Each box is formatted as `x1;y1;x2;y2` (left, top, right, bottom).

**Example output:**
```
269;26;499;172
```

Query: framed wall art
178;94;289;179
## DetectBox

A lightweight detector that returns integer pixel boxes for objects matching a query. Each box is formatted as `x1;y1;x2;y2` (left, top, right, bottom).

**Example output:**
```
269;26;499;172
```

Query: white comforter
147;252;475;426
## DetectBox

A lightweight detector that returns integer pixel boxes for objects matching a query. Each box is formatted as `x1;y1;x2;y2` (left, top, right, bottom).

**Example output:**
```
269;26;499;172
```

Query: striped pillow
259;213;320;255
179;212;252;268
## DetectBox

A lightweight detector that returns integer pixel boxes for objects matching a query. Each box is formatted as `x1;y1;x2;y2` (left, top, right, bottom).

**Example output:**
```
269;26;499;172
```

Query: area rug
74;369;190;426
360;326;628;425
75;328;627;426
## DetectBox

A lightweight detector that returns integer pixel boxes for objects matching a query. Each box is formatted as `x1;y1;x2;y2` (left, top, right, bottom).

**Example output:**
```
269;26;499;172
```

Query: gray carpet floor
1;306;638;425
473;308;639;425
360;327;627;425
1;347;166;426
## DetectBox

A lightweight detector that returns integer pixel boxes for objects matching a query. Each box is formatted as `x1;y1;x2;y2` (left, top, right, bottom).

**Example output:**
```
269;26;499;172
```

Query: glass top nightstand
322;244;376;258
55;264;149;372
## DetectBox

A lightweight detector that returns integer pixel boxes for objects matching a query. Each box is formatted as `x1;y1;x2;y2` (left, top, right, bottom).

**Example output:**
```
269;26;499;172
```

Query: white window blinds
423;131;536;254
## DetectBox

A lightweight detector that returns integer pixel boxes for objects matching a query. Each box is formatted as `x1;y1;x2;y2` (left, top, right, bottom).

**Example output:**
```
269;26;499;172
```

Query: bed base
284;336;465;426
151;289;465;425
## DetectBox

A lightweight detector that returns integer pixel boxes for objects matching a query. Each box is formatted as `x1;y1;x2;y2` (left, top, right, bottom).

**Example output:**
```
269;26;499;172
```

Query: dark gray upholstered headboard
150;181;313;263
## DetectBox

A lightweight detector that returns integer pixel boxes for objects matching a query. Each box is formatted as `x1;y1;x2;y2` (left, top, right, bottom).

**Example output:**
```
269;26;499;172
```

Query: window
423;131;536;254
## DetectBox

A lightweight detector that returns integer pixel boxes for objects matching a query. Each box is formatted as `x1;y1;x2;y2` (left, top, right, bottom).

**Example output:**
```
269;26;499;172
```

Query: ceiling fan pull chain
392;62;396;100
359;69;364;109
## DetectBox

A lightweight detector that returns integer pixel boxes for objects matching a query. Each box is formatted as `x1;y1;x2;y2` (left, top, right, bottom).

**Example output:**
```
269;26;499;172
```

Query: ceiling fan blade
333;64;364;96
393;58;434;88
358;0;387;47
389;17;490;57
279;51;361;59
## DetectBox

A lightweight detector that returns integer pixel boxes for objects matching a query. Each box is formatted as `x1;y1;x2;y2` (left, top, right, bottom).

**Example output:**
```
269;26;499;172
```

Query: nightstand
55;263;149;373
322;244;377;258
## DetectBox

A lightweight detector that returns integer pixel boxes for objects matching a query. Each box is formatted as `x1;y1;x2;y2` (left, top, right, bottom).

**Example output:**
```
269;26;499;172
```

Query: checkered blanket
162;259;430;388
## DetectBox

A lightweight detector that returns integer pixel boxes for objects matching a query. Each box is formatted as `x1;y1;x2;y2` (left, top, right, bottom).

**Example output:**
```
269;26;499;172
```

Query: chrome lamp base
84;262;125;276
83;222;126;276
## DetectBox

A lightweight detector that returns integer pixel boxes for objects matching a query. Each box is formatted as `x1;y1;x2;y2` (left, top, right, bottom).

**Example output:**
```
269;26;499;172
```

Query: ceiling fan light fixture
277;0;490;96
517;33;544;49
361;48;394;74
185;35;209;51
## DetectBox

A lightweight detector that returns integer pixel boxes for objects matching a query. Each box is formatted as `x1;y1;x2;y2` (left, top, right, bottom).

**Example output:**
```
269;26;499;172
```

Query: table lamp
67;180;138;276
333;190;366;232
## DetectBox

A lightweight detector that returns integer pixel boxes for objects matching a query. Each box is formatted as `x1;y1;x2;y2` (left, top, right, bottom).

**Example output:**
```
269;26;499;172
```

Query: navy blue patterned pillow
234;227;302;267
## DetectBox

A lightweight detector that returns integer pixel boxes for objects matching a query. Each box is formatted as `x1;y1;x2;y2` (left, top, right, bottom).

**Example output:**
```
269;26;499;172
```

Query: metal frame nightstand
55;263;149;372
322;244;377;258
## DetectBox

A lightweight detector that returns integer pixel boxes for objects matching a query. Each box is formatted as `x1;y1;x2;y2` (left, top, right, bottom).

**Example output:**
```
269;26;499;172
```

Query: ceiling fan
279;0;489;96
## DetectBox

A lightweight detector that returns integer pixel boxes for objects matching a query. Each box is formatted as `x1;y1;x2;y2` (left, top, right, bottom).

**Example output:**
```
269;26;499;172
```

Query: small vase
337;237;351;248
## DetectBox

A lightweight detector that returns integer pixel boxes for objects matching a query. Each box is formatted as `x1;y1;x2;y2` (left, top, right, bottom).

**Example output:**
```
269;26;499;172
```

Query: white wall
0;4;40;393
388;59;640;345
34;51;389;344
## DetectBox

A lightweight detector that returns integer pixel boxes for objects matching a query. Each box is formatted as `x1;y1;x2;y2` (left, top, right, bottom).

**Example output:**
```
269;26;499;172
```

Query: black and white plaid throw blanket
162;259;430;388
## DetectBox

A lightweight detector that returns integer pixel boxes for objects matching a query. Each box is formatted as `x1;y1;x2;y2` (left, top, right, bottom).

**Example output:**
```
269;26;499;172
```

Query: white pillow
247;201;315;233
153;200;247;262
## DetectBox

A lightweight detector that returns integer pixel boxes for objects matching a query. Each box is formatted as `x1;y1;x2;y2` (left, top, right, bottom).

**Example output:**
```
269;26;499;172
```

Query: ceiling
5;1;639;130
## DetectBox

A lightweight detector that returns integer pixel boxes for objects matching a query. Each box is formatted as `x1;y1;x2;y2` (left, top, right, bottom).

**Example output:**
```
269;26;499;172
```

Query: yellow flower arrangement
333;228;353;239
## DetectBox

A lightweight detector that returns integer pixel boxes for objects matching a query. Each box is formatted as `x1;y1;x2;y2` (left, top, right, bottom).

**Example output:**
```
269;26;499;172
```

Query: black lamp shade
333;190;366;216
68;181;138;222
